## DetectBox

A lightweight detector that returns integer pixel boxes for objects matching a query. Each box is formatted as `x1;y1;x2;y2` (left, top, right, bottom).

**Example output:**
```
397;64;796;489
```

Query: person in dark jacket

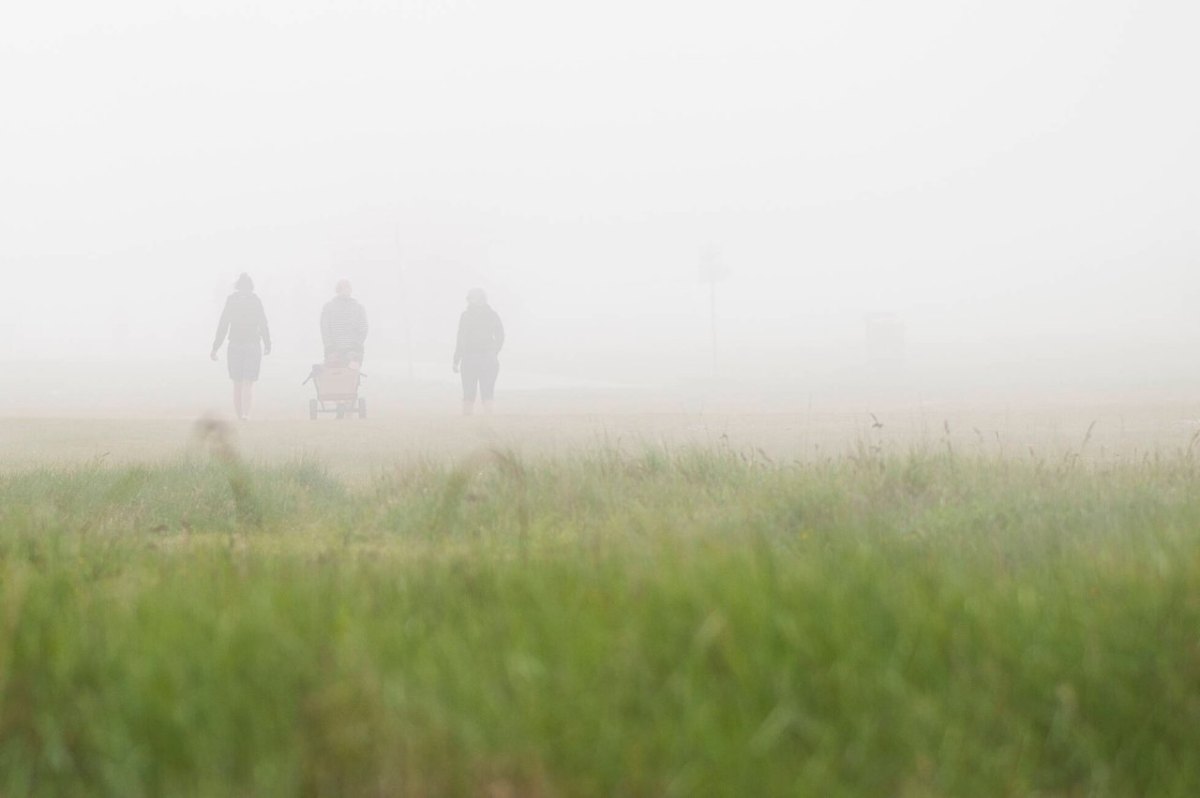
211;273;271;420
453;287;505;415
320;279;368;367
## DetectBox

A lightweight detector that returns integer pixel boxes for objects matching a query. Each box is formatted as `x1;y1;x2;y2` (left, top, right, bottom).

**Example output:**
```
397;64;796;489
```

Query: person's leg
241;381;255;420
238;343;262;420
226;345;242;418
479;357;499;414
461;359;478;415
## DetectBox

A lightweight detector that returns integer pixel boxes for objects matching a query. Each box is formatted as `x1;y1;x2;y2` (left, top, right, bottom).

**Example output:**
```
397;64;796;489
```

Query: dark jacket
454;304;504;366
321;296;369;356
213;291;270;351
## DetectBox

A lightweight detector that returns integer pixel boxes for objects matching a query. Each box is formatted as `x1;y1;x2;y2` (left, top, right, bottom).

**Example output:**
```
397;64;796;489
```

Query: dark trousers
461;354;499;402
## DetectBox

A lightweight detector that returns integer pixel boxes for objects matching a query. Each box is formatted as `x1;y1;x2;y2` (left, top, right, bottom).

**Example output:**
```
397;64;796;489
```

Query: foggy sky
2;0;1197;383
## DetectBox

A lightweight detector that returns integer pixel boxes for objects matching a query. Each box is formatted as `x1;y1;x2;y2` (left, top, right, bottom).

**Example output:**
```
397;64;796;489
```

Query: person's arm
258;297;271;355
493;311;505;354
453;312;466;371
211;298;231;358
356;303;369;347
320;304;332;353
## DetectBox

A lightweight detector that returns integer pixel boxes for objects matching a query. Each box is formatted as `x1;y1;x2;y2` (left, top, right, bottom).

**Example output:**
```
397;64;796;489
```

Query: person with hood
321;279;369;367
211;273;271;420
453;287;505;415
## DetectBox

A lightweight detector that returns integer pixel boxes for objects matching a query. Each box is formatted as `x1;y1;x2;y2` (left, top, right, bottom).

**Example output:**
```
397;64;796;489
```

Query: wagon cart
303;363;366;419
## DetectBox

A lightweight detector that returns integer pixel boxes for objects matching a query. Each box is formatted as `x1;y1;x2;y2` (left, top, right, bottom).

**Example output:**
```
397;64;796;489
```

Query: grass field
3;399;1198;475
2;416;1200;795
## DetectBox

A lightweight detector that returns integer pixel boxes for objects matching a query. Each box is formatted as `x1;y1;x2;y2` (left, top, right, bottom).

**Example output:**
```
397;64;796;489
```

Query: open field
4;397;1200;475
2;412;1200;795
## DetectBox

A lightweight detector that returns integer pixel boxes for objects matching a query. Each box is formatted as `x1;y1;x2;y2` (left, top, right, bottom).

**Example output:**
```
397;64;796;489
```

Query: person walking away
453;288;504;415
321;279;368;368
211;273;271;421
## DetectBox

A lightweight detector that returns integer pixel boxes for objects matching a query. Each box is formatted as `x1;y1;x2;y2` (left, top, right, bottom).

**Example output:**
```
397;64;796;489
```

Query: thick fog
2;0;1198;413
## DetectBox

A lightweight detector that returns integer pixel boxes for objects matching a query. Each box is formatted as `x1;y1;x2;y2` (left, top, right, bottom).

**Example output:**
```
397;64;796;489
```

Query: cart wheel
309;399;318;420
357;398;367;419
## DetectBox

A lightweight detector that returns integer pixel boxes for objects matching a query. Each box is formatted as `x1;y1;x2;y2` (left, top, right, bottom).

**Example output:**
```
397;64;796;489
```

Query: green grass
1;445;1199;796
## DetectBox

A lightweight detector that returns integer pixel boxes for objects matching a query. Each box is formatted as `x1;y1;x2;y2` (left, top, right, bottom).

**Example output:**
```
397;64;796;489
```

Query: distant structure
864;312;906;364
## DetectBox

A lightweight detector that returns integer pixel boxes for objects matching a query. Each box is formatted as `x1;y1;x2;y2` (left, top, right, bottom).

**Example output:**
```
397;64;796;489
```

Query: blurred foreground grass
1;444;1198;796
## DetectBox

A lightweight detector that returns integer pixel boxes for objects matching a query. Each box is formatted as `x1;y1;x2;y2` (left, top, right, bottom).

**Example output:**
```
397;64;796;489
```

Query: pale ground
5;356;1200;475
3;400;1199;478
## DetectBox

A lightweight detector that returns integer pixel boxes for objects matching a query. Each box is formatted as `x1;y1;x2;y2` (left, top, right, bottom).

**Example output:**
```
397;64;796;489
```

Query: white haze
1;0;1198;412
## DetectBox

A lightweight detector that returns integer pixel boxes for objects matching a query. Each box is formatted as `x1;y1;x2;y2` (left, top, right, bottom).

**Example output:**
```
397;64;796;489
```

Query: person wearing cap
210;273;271;420
320;279;369;367
453;288;505;415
